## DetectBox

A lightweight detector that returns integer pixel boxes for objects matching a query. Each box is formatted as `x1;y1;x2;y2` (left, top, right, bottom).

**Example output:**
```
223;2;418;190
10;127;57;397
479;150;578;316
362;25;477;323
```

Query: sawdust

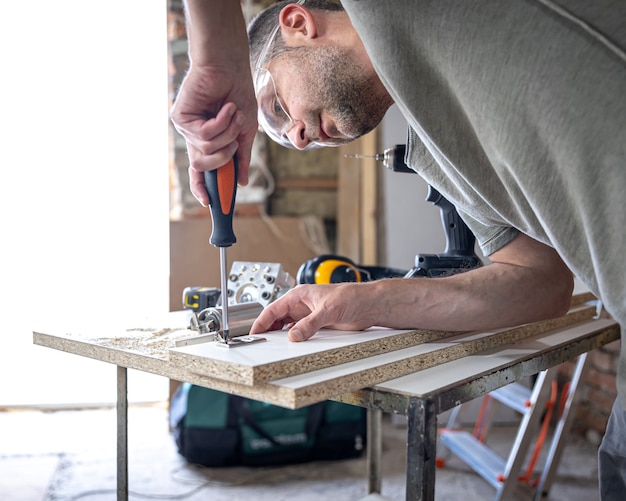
90;327;194;359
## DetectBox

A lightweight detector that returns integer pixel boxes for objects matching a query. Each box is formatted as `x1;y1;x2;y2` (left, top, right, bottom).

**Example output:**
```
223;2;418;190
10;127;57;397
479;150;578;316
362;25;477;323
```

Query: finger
199;110;251;186
171;101;235;141
185;118;241;169
236;152;250;187
188;140;239;174
289;309;329;342
189;167;209;207
188;142;240;207
250;295;306;334
234;110;258;186
237;137;252;186
195;108;243;153
249;306;286;334
177;105;240;164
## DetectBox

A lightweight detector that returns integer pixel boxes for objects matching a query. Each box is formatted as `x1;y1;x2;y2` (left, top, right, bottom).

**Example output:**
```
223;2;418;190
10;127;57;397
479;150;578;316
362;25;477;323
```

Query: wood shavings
91;327;194;359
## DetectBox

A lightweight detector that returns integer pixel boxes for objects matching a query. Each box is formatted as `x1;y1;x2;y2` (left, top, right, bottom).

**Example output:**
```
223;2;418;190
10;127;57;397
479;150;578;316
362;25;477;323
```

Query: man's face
264;44;389;149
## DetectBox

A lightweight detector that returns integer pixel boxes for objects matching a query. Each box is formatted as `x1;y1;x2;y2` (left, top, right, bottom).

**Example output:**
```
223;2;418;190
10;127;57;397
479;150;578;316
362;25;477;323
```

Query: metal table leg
117;366;128;501
406;398;437;501
367;407;383;493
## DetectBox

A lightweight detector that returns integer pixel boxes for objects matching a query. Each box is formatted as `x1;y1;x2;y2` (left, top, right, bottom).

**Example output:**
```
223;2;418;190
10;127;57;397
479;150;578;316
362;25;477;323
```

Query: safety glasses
252;0;324;150
254;67;300;148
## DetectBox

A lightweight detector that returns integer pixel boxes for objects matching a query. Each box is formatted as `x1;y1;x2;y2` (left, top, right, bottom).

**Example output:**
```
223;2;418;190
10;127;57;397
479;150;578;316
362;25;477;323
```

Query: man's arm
170;0;257;206
250;234;574;341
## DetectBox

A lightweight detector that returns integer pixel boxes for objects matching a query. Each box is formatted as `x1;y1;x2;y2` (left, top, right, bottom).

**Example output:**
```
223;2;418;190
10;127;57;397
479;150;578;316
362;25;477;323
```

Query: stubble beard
295;46;390;141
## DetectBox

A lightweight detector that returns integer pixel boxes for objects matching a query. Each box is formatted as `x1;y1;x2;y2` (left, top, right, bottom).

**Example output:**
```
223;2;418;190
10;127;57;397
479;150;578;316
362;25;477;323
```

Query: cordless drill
345;144;483;278
406;184;482;277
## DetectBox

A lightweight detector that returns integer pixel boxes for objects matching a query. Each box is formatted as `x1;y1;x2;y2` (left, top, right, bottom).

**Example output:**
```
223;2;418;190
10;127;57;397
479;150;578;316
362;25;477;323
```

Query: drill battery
182;286;221;312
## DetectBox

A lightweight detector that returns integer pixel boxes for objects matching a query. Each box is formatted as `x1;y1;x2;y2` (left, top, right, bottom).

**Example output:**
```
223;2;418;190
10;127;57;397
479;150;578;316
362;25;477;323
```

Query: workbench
33;294;619;501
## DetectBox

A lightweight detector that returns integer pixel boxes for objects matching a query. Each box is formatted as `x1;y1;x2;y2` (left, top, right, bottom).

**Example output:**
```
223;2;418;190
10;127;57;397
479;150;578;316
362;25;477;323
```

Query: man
170;1;625;498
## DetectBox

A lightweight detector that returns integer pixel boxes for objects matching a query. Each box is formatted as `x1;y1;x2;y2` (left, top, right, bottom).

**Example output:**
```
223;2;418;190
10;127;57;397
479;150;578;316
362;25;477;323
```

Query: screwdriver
344;144;414;173
204;157;238;344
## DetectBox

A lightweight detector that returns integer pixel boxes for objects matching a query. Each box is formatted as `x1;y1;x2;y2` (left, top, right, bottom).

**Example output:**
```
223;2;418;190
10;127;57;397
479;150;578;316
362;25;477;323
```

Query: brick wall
560;338;620;444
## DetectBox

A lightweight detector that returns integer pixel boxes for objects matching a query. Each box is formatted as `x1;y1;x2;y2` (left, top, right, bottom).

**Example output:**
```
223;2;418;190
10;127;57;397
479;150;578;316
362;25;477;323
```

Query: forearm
183;0;250;69
365;265;571;332
363;235;574;332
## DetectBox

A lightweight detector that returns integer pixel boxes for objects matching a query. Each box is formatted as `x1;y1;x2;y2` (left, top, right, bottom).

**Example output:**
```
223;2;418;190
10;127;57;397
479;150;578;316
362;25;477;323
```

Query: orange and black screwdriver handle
204;157;238;247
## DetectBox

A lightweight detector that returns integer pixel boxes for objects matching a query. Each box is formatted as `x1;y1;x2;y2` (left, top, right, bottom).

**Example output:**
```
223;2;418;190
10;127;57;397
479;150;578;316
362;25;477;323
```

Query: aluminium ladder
437;354;589;500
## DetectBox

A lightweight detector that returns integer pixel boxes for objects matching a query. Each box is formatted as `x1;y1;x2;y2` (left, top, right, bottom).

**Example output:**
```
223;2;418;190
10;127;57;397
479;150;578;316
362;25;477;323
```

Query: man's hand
171;65;257;206
250;283;382;342
169;0;258;206
250;234;575;342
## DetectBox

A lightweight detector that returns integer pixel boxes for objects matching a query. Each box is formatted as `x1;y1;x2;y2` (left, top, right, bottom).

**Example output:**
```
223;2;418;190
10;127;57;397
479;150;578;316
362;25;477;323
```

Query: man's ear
279;4;318;43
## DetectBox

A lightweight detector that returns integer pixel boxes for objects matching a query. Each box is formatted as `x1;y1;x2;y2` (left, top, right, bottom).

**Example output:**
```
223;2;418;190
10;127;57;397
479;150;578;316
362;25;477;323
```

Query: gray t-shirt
343;0;626;403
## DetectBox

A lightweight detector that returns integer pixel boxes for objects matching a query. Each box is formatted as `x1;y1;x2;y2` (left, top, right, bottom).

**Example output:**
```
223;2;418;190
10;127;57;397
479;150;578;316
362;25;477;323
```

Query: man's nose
286;121;312;150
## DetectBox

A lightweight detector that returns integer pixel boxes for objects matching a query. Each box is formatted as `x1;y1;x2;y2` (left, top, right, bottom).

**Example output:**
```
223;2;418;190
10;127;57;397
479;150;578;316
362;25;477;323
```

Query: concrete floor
0;403;601;501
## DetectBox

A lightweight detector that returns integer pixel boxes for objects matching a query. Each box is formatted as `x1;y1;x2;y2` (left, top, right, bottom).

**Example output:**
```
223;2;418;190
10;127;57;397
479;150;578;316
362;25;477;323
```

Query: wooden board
169;327;456;386
373;319;614;397
268;317;617;408
32;316;618;409
169;299;597;385
336;317;619;413
32;292;609;409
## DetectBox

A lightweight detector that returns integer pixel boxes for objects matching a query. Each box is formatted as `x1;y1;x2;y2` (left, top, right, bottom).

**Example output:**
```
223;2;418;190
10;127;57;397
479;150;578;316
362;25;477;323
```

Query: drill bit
344;145;414;173
344;153;386;161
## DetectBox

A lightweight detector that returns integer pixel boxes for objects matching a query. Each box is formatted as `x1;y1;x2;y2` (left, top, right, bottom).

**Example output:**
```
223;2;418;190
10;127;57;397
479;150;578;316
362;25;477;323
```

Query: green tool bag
170;383;367;467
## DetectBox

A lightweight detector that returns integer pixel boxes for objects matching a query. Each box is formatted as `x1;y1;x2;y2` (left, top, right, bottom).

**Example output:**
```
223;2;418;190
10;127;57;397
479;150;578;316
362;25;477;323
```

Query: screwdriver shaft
219;246;230;342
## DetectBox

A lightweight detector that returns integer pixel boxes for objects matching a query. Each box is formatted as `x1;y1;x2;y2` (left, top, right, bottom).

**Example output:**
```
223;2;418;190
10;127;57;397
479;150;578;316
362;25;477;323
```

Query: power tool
406;185;483;277
360;144;482;276
297;185;481;283
305;145;483;281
